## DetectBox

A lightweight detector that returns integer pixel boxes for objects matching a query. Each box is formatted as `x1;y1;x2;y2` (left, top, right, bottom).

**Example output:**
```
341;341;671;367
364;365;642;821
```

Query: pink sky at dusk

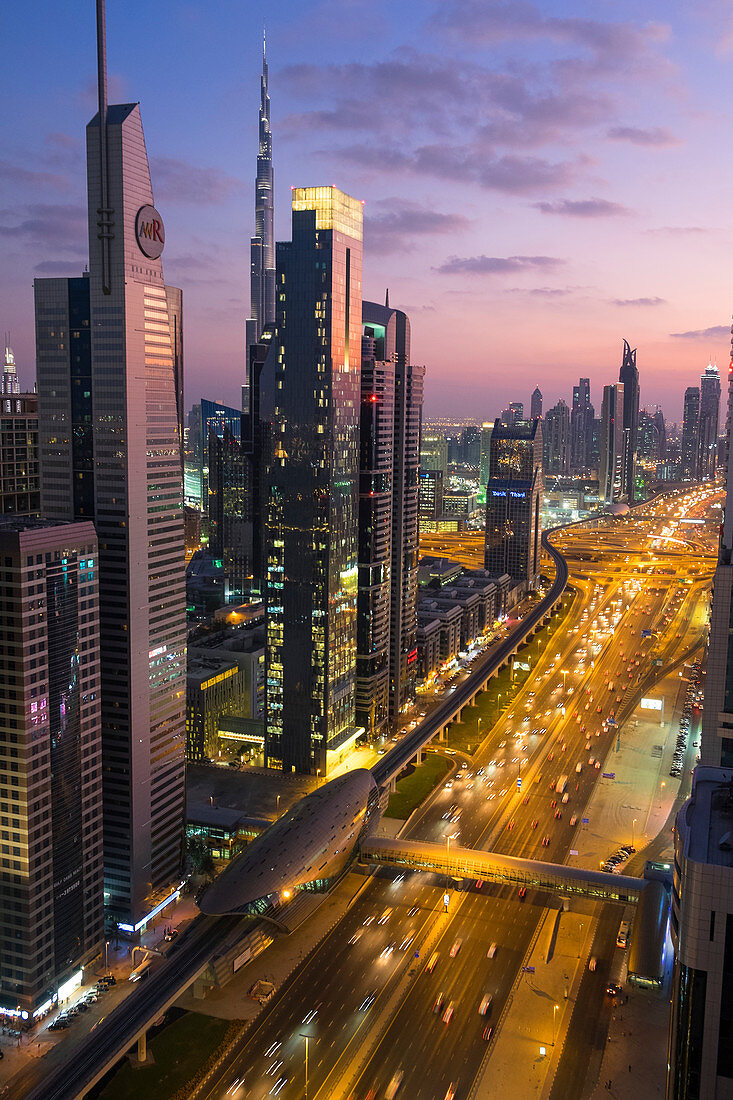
3;0;733;421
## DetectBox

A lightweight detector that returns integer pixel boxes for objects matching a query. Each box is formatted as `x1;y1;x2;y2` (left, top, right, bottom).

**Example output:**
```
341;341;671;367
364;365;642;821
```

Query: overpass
359;837;668;985
372;528;570;787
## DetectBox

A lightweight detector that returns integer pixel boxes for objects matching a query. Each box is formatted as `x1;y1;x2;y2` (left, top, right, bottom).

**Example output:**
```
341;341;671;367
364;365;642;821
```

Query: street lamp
299;1033;310;1100
276;793;281;814
104;940;109;971
561;669;569;691
632;818;637;848
553;1003;559;1046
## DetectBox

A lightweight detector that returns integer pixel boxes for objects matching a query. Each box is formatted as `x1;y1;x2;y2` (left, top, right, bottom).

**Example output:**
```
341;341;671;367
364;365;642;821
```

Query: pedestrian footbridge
359;836;668;984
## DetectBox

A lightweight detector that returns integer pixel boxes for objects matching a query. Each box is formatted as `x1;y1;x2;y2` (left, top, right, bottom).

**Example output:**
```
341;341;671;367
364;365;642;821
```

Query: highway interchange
204;486;721;1100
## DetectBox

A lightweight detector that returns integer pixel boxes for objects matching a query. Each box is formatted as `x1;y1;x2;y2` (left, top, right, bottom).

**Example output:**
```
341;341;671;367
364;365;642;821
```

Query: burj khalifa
245;35;275;357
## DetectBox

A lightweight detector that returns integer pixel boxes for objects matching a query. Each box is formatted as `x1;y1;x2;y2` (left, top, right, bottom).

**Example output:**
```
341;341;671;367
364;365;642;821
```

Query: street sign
582;817;589;824
517;777;522;789
602;772;616;779
443;893;450;907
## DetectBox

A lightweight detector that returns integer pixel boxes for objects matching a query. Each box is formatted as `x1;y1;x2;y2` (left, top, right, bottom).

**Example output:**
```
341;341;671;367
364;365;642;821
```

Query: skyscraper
599;383;624;504
543;399;570;476
208;413;252;603
697;362;721;481
571;378;593;474
420;430;448;479
0;520;102;1017
479;422;492;489
363;301;424;721
1;393;39;518
681;386;700;479
35;3;186;927
530;386;543;420
484;418;543;588
619;339;639;502
245;35;275;360
2;342;20;395
262;187;363;776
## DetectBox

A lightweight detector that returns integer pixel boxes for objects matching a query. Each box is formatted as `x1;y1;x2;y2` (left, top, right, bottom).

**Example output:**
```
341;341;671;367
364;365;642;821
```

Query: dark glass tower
484;418;543;587
619;338;639;501
262;188;363;776
681;386;700;479
0;520;102;1016
570;378;593;474
600;383;624;504
362;301;424;721
245;35;275;360
697;362;721;480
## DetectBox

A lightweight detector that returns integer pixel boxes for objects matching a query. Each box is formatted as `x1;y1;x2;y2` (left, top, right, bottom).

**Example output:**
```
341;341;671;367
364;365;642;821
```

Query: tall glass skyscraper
682;386;700;480
619;339;639;501
0;520;102;1017
245;35;275;360
484;418;543;587
34;6;185;928
697;362;721;481
599;383;624;504
262;187;363;776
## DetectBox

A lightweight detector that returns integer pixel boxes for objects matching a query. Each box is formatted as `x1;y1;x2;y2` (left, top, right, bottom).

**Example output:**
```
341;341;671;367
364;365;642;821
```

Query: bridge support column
416;748;423;765
390;777;397;793
439;726;446;742
455;709;463;724
137;1030;147;1063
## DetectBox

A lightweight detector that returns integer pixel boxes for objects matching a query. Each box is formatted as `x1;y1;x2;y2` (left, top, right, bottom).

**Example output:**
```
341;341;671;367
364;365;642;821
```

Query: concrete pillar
416;748;423;765
455;709;463;724
137;1031;147;1062
439;726;446;742
390;777;397;793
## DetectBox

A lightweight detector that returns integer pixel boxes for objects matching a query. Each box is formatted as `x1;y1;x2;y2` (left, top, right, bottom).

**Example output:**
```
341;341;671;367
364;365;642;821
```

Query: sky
4;0;733;420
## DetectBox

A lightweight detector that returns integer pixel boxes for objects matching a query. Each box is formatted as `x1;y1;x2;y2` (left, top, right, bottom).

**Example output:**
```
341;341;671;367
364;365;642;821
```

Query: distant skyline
3;0;733;416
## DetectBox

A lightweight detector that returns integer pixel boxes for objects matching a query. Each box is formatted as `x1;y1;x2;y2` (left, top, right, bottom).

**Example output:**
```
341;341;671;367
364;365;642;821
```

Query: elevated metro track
372;528;570;787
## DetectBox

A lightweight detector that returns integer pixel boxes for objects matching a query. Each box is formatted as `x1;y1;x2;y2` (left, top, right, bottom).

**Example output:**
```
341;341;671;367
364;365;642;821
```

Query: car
554;810;562;820
479;993;493;1015
483;1025;493;1041
302;1005;320;1024
359;991;377;1011
442;1001;455;1024
589;957;597;971
450;939;462;957
433;992;445;1014
348;930;363;946
385;1072;405;1099
531;819;538;829
595;761;601;769
379;944;394;960
363;915;375;926
606;982;623;996
426;952;440;973
542;835;550;846
518;886;527;899
444;1086;456;1100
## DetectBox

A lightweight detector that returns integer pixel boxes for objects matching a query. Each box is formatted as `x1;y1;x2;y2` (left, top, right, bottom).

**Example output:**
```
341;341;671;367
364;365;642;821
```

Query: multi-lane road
202;487;720;1100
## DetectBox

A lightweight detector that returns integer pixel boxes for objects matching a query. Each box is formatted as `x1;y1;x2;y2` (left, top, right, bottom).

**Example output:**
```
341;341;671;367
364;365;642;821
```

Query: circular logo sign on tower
135;205;165;259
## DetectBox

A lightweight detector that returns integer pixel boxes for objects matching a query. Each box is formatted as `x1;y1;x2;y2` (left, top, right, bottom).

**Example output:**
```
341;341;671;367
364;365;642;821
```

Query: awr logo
135;204;165;259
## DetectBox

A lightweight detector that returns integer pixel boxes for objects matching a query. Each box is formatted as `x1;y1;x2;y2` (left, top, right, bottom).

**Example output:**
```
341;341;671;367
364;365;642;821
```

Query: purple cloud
366;200;470;254
607;126;679;146
611;297;666;307
671;325;730;340
437;254;563;275
0;203;86;250
34;259;86;275
151;157;244;205
534;197;630;217
0;160;70;192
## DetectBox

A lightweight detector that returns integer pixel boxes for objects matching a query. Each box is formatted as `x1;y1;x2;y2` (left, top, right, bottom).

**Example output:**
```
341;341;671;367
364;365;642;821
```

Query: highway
200;486;720;1100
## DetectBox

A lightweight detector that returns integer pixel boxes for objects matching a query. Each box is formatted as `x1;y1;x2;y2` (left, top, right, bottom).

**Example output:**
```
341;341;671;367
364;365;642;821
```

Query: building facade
668;766;733;1099
543;398;571;476
530;386;543;420
35;77;186;925
0;520;102;1017
484;418;543;588
599;383;625;504
261;187;363;776
682;387;701;480
619;339;640;501
1;393;39;519
571;377;593;474
698;363;721;481
2;344;21;396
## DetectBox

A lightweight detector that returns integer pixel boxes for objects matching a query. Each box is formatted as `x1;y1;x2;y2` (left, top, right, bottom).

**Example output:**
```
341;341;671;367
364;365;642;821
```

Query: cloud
611;297;666;307
428;2;670;70
0;203;86;250
437;254;563;275
505;285;576;297
365;199;470;254
151;157;244;204
0;160;70;192
670;325;730;340
534;197;630;217
646;225;709;236
607;126;679;146
34;259;86;275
